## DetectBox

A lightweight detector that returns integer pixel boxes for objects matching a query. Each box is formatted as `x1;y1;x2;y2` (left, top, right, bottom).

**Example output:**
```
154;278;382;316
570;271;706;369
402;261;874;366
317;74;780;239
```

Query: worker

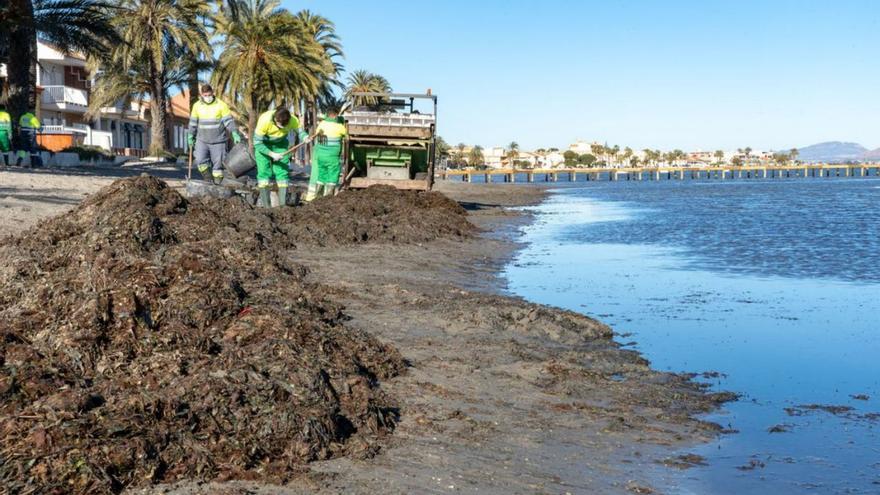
253;107;307;208
187;84;241;184
17;109;41;167
304;108;347;201
0;104;11;166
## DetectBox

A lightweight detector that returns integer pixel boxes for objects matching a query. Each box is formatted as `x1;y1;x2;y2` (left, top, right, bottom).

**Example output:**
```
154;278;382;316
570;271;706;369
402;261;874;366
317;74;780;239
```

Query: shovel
187;144;193;181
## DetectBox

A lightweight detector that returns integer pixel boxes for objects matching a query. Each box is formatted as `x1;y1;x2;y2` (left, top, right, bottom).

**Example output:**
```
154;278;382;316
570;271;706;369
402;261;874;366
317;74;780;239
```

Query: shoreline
0;168;732;494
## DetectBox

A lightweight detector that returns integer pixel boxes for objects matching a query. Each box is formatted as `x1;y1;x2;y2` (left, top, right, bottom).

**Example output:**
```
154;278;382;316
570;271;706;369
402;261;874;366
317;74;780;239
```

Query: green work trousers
255;140;290;188
305;144;341;201
0;131;10;152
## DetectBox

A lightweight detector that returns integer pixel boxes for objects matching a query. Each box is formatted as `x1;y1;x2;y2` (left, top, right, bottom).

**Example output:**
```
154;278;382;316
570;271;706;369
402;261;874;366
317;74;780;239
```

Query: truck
341;92;438;191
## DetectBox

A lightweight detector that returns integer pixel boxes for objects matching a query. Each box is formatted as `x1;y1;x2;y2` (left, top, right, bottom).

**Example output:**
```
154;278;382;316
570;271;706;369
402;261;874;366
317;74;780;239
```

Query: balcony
40;85;89;112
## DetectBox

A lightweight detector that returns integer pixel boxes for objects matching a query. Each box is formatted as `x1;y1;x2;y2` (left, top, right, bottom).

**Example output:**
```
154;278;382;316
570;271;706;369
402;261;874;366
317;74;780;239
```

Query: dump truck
341;92;438;191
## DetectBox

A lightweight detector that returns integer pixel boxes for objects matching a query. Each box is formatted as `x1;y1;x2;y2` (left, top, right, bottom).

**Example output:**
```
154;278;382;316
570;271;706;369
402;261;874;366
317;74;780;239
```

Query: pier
441;163;880;183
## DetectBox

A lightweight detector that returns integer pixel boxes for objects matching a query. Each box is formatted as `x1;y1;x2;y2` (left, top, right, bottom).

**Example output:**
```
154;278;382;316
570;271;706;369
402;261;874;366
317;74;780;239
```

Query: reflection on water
504;178;880;494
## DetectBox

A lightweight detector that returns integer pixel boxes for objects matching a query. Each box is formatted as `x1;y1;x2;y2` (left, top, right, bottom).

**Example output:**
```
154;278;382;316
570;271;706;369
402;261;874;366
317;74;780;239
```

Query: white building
0;41;190;156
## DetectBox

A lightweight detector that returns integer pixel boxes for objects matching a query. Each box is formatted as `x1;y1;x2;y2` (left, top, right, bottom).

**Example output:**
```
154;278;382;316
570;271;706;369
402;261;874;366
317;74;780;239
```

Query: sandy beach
0;166;733;494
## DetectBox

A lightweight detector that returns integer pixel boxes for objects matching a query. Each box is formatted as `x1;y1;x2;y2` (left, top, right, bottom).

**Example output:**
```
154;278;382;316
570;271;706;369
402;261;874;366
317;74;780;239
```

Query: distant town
440;140;879;170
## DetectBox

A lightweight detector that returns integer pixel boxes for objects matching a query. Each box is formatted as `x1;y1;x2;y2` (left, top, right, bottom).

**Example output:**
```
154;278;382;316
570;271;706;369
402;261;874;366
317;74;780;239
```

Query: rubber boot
323;184;336;197
276;187;287;207
212;170;224;185
2;154;8;166
259;188;271;208
198;164;211;181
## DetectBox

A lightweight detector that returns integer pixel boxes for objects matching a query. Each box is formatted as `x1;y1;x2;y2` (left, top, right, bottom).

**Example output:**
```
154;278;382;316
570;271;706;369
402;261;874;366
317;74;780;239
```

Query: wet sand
0;167;733;494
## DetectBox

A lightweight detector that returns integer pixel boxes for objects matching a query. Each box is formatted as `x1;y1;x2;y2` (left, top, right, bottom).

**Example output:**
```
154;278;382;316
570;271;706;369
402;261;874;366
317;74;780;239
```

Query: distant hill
794;142;867;163
860;147;880;161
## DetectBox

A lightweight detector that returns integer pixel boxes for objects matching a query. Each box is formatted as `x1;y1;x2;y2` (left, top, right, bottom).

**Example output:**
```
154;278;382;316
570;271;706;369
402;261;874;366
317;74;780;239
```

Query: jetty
441;163;880;183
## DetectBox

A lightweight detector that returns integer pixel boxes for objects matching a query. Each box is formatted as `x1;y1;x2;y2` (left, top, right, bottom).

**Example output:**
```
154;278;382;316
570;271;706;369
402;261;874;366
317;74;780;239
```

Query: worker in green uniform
17;110;41;167
304;108;347;201
187;84;241;183
0;104;11;166
252;108;307;208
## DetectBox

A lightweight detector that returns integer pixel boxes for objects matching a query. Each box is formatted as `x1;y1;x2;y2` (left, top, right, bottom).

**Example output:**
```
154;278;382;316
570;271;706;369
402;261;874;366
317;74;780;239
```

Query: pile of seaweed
277;184;475;246
0;176;411;494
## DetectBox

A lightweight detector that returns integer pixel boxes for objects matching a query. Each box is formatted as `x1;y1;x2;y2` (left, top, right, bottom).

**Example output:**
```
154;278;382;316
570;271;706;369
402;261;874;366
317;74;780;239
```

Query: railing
40;85;89;107
442;163;880;183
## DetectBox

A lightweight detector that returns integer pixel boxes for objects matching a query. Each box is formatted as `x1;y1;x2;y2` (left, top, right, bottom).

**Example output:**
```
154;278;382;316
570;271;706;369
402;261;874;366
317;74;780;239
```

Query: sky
287;0;880;152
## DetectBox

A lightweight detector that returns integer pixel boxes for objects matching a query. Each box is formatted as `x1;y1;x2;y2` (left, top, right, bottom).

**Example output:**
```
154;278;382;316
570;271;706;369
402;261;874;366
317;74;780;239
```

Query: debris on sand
0;176;415;494
274;185;475;246
851;394;870;401
785;404;855;417
658;453;708;469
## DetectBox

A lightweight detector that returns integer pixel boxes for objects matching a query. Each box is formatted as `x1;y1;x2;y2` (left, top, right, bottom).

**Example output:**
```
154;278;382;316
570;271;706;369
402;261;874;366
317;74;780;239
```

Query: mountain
794;142;867;163
860;147;880;161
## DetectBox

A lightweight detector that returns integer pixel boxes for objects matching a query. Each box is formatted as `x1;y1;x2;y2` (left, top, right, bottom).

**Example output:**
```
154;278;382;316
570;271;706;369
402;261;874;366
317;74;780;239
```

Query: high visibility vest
0;111;11;134
253;110;307;148
314;118;347;147
188;99;236;144
19;112;40;131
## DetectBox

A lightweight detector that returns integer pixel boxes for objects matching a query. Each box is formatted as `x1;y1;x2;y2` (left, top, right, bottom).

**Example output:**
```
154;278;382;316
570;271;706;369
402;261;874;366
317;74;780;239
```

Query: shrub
61;145;113;162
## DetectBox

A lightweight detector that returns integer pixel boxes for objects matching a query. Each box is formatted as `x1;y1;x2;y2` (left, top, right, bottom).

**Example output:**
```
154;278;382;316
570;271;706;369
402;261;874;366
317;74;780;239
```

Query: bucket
224;142;256;178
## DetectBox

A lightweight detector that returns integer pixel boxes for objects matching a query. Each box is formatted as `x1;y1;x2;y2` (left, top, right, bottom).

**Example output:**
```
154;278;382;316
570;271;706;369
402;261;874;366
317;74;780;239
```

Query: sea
501;177;880;494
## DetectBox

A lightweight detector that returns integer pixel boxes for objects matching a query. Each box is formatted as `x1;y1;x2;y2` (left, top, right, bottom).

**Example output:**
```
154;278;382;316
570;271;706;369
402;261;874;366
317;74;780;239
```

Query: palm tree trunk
148;68;168;156
7;0;36;123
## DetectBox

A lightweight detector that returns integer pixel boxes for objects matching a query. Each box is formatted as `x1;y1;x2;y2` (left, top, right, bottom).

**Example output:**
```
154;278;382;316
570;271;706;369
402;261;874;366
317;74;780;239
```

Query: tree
3;0;119;124
434;135;450;159
467;145;484;167
731;156;743;167
743;147;752;162
345;69;391;108
296;9;343;110
89;0;210;155
789;148;799;163
212;0;336;135
714;149;724;164
622;147;633;166
506;141;519;167
577;153;597;167
563;150;578;166
772;152;789;166
590;143;604;161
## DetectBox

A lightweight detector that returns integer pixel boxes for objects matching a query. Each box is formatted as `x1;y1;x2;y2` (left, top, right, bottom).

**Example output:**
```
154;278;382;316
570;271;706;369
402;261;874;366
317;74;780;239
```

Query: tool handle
187;145;193;180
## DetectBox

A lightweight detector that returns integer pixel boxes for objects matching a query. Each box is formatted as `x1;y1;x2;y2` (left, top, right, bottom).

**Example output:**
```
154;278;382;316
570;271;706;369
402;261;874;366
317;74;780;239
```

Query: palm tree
2;0;119;122
789;148;799;163
295;10;343;123
468;145;484;168
714;149;724;164
345;70;392;108
87;39;194;135
90;0;209;155
744;146;753;163
213;0;333;134
507;141;519;167
622;147;633;166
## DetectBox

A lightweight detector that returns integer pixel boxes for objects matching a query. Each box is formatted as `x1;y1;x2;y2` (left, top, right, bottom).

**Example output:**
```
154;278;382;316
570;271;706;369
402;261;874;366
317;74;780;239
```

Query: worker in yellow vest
17;110;41;167
0;104;11;166
187;84;241;183
252;108;308;208
304;108;347;201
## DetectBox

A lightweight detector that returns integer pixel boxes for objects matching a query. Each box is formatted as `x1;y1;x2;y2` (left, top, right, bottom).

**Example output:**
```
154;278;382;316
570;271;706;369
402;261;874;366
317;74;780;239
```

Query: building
483;146;506;168
1;41;190;156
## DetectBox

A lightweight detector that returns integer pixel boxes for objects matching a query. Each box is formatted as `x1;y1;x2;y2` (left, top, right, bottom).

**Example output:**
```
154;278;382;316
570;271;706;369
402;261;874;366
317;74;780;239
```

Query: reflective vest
19;112;41;131
314;117;347;147
188;98;236;144
0;111;11;134
253;110;307;150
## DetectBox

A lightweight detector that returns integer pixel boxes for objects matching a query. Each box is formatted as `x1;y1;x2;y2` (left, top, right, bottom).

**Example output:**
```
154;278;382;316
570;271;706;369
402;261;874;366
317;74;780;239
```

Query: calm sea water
503;178;880;494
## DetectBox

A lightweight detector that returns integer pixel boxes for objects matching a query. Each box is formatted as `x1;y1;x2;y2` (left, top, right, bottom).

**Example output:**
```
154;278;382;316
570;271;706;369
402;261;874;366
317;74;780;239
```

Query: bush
61;145;113;162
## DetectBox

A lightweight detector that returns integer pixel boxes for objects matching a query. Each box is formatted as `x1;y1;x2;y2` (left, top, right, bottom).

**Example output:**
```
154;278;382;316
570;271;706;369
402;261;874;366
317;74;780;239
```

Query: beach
0;167;732;494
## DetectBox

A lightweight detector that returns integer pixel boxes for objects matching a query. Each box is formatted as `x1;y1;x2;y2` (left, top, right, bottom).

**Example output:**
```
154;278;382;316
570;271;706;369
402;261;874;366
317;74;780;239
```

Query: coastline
0;169;732;494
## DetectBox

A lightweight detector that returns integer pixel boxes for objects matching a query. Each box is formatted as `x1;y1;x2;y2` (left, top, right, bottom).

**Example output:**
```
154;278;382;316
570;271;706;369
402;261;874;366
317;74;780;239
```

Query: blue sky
287;0;880;151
